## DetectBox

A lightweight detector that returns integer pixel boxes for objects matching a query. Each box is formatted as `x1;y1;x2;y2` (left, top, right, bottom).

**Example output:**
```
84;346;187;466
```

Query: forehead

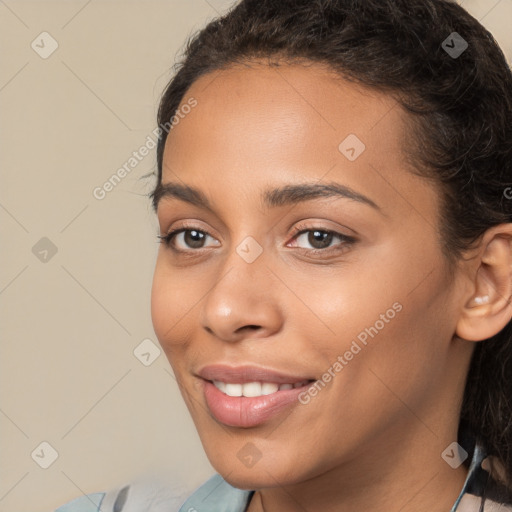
174;61;404;143
166;62;406;163
160;61;438;222
164;62;406;167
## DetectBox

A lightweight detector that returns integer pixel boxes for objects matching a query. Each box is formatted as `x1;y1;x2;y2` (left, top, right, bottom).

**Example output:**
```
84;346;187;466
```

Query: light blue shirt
54;435;512;512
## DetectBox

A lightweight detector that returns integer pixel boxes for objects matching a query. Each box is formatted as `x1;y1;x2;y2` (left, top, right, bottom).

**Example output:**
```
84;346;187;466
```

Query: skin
151;61;512;512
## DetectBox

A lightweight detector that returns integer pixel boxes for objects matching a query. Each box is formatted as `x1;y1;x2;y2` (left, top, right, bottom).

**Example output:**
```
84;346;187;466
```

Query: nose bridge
200;234;282;341
215;220;270;280
208;233;269;310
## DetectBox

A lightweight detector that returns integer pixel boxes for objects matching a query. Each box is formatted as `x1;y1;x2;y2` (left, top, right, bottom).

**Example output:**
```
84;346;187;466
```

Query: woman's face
151;62;473;489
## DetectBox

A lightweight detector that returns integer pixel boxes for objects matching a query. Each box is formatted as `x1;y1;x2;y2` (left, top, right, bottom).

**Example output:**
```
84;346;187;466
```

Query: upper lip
197;364;315;384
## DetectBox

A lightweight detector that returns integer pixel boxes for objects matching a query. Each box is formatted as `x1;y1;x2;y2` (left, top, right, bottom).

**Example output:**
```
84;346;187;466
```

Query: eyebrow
151;180;381;213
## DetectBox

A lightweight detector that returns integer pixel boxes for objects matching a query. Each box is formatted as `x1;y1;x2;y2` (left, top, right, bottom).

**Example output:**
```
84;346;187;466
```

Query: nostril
242;325;260;331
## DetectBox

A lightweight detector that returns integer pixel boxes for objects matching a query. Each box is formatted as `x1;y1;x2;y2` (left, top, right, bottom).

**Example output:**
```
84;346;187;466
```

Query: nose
199;247;283;343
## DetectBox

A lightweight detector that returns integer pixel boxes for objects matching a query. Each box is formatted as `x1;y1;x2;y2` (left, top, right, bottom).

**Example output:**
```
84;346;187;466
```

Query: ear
456;223;512;342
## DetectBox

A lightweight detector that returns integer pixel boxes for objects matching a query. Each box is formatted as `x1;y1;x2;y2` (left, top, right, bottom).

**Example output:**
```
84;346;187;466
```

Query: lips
197;364;316;384
196;364;317;427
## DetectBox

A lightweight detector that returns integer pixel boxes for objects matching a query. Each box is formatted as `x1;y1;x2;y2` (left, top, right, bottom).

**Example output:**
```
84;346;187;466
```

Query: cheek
150;259;193;353
330;276;453;426
150;263;170;342
308;246;451;402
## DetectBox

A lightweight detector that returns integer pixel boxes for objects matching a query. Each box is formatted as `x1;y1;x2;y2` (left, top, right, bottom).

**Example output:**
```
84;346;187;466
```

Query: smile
212;380;312;397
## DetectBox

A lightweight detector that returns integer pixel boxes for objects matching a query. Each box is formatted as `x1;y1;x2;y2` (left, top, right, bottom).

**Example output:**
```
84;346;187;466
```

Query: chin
209;453;306;490
219;469;285;491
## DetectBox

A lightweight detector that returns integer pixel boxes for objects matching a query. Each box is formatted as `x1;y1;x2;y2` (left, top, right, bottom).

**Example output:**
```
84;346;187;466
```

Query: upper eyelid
289;228;356;246
163;224;349;238
161;216;356;235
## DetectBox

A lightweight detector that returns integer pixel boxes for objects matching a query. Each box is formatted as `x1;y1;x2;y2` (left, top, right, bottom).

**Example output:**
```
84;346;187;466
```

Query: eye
288;225;356;254
157;224;356;256
158;227;219;251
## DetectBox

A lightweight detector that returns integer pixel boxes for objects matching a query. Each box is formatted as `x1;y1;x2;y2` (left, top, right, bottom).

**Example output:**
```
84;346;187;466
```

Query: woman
55;0;512;510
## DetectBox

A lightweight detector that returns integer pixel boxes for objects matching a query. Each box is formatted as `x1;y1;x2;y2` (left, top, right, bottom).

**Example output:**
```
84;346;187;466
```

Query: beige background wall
1;1;511;511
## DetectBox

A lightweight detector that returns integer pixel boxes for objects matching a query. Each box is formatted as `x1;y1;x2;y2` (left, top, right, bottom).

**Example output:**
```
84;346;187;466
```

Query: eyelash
157;222;357;257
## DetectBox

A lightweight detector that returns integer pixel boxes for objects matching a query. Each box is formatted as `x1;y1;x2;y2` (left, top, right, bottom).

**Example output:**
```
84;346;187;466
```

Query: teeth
261;382;279;395
213;380;310;397
224;383;242;397
214;381;227;393
241;382;261;397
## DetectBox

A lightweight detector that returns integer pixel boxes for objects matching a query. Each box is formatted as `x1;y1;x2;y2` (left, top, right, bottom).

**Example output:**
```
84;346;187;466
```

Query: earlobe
456;224;512;342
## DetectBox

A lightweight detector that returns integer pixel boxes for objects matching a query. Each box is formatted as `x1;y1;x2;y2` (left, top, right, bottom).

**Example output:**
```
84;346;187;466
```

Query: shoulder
54;475;252;512
53;476;192;512
54;492;105;512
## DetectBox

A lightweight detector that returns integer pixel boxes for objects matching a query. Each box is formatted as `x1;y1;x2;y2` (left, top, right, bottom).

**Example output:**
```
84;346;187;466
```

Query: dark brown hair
152;0;512;492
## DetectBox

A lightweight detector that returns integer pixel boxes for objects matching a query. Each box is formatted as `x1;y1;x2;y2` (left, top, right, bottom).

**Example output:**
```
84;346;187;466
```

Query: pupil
185;230;205;248
309;230;332;249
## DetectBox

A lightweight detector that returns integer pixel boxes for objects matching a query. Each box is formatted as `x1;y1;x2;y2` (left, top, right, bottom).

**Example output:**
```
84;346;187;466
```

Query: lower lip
202;380;313;428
